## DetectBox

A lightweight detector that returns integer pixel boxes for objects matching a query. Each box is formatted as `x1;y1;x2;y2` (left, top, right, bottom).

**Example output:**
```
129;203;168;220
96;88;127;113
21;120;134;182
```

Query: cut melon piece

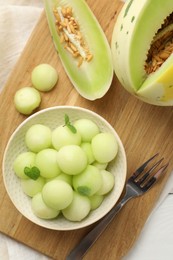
111;0;173;106
138;54;173;105
44;0;113;100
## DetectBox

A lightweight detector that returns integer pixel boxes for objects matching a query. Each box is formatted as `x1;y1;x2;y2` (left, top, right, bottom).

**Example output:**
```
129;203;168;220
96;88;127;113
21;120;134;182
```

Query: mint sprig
64;114;77;134
24;166;40;180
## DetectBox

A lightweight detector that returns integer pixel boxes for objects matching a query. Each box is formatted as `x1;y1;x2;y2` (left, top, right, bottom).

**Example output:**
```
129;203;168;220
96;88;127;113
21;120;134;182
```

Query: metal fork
66;153;169;260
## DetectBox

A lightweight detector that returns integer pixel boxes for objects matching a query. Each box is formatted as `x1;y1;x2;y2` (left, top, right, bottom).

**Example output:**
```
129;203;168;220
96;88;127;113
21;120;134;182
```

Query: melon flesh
138;54;173;105
111;0;173;106
44;0;113;100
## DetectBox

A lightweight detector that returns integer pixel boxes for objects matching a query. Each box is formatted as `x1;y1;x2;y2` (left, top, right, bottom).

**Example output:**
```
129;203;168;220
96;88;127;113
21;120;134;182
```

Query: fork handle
66;193;132;260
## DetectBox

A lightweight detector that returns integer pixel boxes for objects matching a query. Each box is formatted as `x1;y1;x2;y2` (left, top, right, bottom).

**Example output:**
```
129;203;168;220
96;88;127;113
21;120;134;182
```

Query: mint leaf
65;114;70;125
24;166;40;180
64;114;77;134
67;124;77;133
77;186;91;196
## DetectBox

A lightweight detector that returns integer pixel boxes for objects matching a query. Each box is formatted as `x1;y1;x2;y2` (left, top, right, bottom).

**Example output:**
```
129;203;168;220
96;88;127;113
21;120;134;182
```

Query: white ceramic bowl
3;106;127;230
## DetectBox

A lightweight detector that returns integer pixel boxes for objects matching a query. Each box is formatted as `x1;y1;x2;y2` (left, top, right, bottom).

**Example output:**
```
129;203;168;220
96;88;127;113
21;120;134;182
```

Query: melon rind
44;0;113;100
111;0;173;106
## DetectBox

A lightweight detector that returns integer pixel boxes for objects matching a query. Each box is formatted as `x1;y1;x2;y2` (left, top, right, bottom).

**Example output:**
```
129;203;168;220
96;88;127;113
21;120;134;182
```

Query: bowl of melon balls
3;106;127;230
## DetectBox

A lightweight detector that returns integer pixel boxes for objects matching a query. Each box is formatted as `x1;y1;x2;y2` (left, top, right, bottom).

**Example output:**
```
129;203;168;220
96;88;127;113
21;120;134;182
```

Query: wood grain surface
0;1;173;259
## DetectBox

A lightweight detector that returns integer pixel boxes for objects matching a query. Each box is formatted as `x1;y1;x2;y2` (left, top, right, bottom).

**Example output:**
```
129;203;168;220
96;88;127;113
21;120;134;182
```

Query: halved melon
111;0;173;106
44;0;113;100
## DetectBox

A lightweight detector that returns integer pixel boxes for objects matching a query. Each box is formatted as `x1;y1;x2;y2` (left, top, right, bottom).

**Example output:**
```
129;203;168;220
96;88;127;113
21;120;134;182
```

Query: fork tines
132;153;169;190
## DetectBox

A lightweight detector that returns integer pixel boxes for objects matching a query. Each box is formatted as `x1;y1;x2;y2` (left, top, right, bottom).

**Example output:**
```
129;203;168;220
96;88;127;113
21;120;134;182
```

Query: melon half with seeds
44;0;113;100
111;0;173;106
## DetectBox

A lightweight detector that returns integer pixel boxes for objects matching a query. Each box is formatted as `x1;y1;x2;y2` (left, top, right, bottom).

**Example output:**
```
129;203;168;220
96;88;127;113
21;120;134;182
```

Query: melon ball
21;176;45;197
31;193;60;219
96;170;115;195
57;145;87;175
73;165;102;196
80;142;95;164
89;194;104;210
25;124;52;153
55;173;73;186
31;63;58;92
13;152;36;179
74;118;99;142
14;87;41;115
42;179;73;210
35;148;61;179
91;133;118;163
52;125;81;150
62;192;91;221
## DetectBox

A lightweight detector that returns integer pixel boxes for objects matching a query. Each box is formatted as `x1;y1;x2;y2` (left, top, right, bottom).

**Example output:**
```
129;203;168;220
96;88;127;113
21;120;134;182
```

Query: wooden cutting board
0;1;173;259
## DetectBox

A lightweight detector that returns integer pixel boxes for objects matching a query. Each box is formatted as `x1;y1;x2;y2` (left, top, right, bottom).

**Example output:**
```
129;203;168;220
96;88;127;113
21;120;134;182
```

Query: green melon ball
42;179;73;210
35;148;61;179
80;142;95;164
55;173;73;186
57;145;87;175
45;173;72;186
14;87;41;115
72;165;102;196
73;118;100;142
62;191;91;222
31;193;60;219
31;63;58;92
52;125;81;150
25;124;52;153
92;161;108;170
96;170;115;195
13;152;36;179
91;132;118;163
21;176;45;197
89;194;104;210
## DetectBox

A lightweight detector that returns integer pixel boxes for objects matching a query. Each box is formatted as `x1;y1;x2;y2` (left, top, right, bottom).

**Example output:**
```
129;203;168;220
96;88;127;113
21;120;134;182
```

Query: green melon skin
111;0;173;106
44;0;113;100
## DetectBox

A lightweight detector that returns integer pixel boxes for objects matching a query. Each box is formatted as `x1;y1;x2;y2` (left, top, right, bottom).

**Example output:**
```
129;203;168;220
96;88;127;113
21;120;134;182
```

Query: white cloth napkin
0;0;43;89
0;1;173;259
